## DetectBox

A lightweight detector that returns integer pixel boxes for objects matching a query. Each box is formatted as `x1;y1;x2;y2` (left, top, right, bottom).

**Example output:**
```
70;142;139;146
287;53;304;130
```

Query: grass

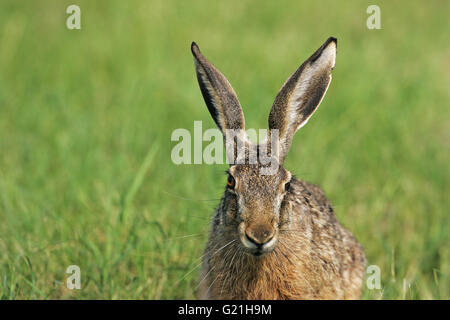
0;0;448;299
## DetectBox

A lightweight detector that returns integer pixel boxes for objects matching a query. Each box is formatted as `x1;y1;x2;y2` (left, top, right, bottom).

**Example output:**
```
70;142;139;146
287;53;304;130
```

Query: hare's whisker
220;243;238;296
163;232;208;242
196;265;215;291
160;190;222;202
175;260;204;285
191;242;219;266
209;239;236;260
175;242;222;285
206;272;221;297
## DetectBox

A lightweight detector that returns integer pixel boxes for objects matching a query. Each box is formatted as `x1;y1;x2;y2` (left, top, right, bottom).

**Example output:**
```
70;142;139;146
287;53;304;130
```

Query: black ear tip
327;37;337;47
191;42;200;56
310;37;338;63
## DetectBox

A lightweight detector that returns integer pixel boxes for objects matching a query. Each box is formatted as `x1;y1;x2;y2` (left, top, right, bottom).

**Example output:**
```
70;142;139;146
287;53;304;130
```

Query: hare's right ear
268;37;337;164
191;42;245;134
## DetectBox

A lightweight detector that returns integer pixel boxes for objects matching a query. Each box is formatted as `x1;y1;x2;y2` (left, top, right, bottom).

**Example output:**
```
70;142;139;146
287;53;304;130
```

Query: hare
191;37;366;300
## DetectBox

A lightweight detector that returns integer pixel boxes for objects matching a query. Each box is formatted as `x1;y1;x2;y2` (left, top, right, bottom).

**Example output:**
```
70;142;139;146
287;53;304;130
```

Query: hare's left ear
192;42;248;165
268;37;337;164
191;42;245;134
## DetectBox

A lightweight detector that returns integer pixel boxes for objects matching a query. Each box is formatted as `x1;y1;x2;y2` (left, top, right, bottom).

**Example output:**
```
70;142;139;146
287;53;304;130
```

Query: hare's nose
245;226;274;247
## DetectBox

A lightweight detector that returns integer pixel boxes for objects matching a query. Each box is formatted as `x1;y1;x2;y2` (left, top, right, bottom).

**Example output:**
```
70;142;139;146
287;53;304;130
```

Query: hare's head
191;38;337;256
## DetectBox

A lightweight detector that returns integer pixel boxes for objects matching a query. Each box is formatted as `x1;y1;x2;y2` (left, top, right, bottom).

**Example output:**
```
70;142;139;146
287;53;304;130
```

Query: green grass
0;0;448;299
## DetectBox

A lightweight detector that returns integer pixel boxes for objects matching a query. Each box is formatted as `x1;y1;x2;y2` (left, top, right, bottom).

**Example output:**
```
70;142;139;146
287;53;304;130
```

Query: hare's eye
227;175;235;189
284;181;291;192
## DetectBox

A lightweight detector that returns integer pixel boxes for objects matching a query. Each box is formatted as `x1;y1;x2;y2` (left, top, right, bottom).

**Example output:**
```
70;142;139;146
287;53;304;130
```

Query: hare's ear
268;37;337;164
191;42;245;134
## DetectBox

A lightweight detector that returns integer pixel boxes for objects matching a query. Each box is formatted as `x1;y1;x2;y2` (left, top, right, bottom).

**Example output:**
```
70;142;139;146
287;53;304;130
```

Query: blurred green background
0;0;448;299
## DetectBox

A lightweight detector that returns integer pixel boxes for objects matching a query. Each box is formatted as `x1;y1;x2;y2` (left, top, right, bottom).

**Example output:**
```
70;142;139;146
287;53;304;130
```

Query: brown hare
191;37;366;300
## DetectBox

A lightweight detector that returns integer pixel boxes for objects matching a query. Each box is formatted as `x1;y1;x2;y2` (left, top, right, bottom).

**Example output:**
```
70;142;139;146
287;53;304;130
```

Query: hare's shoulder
289;178;344;236
290;178;335;217
290;178;366;272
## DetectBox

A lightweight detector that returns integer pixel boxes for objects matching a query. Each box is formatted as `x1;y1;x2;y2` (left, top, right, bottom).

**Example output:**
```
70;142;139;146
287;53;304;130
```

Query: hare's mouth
252;247;271;257
240;233;277;256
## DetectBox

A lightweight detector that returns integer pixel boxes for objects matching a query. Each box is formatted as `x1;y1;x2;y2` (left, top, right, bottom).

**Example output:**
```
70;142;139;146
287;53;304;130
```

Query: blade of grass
119;145;160;223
